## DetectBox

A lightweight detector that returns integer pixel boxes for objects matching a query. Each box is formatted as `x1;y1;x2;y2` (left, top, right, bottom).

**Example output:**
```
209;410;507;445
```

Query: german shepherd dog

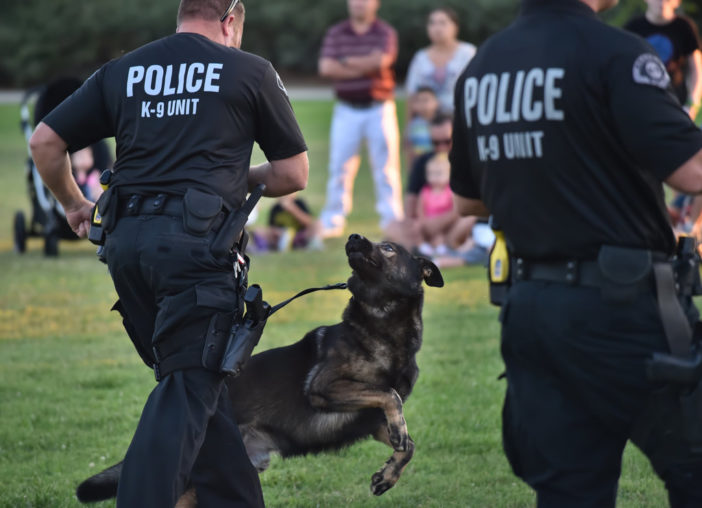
76;234;443;504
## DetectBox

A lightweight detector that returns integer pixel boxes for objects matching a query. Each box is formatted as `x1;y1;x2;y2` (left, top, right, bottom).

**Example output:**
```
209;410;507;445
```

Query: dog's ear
418;257;444;287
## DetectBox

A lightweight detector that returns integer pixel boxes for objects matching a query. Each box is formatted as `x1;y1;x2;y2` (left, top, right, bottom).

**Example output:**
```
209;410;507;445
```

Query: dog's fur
76;234;443;504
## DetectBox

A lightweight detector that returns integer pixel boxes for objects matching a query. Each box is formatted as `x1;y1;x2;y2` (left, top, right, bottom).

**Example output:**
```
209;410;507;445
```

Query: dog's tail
75;461;122;503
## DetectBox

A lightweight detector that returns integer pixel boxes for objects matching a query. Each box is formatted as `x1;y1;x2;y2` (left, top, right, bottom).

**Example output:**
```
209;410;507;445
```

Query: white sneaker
418;242;434;256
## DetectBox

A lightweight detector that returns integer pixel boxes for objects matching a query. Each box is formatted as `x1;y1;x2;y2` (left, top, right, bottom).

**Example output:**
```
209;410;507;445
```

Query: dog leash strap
268;282;347;317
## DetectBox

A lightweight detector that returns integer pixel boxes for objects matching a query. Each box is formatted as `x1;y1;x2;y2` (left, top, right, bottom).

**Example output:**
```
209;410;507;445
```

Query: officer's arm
665;147;702;194
248;152;309;197
453;194;490;217
29;122;94;236
318;57;365;80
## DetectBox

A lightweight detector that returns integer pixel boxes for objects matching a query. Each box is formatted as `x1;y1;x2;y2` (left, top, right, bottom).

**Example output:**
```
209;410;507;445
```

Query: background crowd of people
44;0;702;267
311;0;702;268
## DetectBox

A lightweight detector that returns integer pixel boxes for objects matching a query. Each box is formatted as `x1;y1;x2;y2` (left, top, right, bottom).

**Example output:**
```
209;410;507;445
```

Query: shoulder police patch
632;53;670;89
276;72;288;96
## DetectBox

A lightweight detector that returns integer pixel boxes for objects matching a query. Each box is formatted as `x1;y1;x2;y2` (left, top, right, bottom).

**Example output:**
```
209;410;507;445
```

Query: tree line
0;0;699;88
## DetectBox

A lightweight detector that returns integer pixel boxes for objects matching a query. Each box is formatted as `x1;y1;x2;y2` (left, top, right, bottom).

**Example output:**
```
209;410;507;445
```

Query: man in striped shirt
318;0;404;238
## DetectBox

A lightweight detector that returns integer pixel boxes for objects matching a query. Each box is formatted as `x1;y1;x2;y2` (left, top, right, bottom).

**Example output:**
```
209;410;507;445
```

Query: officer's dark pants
500;280;702;508
104;214;264;508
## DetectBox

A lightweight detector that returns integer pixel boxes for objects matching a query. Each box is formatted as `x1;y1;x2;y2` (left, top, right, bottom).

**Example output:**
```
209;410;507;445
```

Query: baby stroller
14;77;112;256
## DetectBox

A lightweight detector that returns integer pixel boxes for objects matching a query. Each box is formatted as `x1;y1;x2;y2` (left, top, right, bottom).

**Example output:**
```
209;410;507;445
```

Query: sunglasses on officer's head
220;0;240;22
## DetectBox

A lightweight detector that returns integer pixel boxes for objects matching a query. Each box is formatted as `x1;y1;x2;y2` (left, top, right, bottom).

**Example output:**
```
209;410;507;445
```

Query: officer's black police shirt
43;33;307;210
449;0;702;260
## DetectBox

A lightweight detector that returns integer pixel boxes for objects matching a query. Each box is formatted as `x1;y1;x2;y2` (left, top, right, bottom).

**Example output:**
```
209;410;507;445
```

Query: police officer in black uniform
449;0;702;506
29;0;308;506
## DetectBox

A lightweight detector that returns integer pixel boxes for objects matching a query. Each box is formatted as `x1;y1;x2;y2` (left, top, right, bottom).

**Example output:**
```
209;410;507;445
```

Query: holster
488;226;511;307
640;237;702;451
597;245;652;304
88;186;117;246
220;285;271;376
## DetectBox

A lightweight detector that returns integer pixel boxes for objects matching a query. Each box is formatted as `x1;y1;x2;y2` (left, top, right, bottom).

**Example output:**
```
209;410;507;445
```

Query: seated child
252;193;322;252
416;153;471;255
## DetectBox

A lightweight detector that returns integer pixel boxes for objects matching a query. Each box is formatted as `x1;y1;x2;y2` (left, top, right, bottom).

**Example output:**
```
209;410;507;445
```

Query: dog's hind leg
370;425;415;496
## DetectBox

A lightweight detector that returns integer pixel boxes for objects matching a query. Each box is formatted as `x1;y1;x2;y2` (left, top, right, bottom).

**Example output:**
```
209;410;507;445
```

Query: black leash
268;282;348;317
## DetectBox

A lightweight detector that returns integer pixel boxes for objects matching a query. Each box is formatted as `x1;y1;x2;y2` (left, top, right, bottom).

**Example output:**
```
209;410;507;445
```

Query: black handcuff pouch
597;245;652;304
182;188;223;236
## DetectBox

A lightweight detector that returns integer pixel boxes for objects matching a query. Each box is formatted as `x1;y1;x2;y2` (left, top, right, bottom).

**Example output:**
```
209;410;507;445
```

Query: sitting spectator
416;153;474;256
252;194;323;252
404;86;440;166
385;113;455;249
432;219;494;268
416;153;455;254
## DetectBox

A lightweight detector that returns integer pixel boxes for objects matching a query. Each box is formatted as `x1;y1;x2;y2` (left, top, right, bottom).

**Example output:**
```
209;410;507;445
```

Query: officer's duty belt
511;257;662;292
117;194;226;231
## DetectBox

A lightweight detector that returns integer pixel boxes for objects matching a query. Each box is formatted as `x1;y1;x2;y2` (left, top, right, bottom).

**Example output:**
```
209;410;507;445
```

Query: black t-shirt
43;33;307;210
450;0;702;260
625;15;701;104
407;151;435;194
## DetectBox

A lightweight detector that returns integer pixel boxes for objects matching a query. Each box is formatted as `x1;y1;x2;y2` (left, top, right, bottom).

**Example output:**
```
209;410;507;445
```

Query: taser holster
88;185;117;246
488;217;510;306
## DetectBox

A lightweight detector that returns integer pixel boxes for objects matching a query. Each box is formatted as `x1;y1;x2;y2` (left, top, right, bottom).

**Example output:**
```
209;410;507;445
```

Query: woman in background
405;7;476;115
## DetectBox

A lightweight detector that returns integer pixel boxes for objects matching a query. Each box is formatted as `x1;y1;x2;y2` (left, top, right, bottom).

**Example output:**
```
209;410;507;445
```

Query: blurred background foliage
0;0;700;87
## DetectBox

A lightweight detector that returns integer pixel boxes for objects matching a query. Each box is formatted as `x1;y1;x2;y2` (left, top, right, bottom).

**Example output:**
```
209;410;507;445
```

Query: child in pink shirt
417;154;458;255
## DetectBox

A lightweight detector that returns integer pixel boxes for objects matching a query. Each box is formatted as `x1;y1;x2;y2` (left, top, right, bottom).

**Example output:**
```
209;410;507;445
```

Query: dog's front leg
371;426;415;496
307;381;409;451
307;380;413;495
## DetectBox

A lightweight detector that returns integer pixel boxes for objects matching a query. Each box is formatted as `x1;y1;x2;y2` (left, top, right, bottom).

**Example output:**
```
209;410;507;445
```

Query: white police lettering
464;67;565;161
126;62;222;118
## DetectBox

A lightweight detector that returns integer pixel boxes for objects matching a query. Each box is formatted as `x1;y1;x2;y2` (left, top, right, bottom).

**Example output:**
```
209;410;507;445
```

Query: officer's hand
65;198;95;238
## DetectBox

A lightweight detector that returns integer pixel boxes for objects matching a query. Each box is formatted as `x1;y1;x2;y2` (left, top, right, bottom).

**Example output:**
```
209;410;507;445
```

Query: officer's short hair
177;0;245;25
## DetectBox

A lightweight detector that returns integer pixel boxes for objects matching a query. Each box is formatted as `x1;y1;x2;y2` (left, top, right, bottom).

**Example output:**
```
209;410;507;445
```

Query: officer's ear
222;16;243;49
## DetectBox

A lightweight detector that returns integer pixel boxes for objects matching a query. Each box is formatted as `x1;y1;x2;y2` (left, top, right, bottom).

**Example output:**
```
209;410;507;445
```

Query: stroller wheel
13;211;27;254
44;231;59;257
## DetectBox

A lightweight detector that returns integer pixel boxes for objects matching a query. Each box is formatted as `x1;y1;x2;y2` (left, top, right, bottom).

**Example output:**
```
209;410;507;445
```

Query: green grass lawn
0;101;667;507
